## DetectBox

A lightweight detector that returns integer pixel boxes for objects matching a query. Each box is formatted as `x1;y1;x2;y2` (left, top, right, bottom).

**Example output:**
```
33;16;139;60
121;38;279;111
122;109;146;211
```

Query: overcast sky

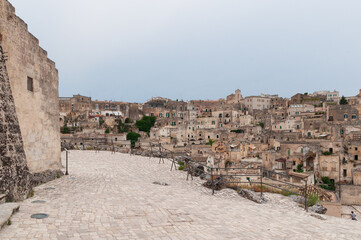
9;0;361;102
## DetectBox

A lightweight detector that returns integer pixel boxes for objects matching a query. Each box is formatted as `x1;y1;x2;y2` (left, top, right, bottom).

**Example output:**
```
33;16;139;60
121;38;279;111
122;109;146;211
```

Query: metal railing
145;143;309;211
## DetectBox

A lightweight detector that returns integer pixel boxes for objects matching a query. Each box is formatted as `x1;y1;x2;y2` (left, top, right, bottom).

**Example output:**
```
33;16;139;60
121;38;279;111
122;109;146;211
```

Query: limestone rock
238;189;266;204
203;176;227;191
310;213;326;220
0;44;32;201
0;203;20;230
309;204;327;214
289;195;305;204
153;181;169;186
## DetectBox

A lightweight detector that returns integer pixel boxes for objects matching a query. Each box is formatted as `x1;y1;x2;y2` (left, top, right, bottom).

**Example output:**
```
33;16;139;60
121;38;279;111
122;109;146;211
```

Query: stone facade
0;44;32;201
0;0;61;174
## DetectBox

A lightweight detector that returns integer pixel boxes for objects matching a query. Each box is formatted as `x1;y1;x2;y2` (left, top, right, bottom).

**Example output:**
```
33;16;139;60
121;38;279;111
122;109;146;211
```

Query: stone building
0;0;62;199
226;89;242;104
290;93;326;106
327;105;359;122
243;96;271;111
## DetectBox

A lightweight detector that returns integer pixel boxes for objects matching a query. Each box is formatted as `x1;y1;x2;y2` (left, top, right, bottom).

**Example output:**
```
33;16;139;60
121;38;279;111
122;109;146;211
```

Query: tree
105;128;110;134
339;96;348;105
257;122;265;128
127;132;140;147
125;118;132;123
136;116;156;132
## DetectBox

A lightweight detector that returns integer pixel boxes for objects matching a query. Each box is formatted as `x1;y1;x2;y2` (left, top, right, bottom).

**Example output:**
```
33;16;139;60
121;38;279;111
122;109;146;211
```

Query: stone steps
0;203;20;230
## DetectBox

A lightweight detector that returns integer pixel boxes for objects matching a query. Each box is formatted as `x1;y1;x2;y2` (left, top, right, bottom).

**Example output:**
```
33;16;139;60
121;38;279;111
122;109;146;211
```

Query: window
27;77;33;92
343;169;347;177
344;114;348;119
355;155;359;161
159;113;163;117
352;115;357;119
356;147;358;151
329;148;333;153
166;113;170;118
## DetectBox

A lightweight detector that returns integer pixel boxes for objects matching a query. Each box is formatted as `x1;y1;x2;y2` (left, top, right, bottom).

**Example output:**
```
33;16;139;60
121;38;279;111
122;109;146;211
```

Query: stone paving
1;150;361;239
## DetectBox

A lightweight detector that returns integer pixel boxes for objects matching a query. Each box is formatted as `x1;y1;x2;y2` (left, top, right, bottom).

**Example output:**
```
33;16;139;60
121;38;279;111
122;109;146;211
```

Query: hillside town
2;0;361;238
60;89;361;200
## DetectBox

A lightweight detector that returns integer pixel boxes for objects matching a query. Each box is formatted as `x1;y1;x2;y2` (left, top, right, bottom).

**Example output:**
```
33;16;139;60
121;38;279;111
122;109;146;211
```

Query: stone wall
0;0;61;173
341;185;361;205
0;44;32;201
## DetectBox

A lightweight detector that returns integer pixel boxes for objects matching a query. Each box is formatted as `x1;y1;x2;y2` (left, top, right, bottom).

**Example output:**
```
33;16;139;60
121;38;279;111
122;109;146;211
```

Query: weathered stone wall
341;185;361;205
0;0;61;173
0;44;32;201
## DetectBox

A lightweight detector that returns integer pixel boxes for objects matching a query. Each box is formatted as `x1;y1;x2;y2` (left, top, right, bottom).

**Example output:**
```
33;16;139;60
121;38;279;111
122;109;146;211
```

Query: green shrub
178;165;185;170
125;118;132;123
280;190;295;196
99;118;105;126
105;128;110;134
307;194;319;207
177;161;185;166
321;177;331;184
322;151;332;156
320;177;336;191
205;139;215;146
296;164;304;173
61;125;70;134
225;161;232;168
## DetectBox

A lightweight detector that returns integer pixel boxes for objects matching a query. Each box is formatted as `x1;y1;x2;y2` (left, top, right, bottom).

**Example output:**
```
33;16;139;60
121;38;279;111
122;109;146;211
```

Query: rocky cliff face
0;43;32;201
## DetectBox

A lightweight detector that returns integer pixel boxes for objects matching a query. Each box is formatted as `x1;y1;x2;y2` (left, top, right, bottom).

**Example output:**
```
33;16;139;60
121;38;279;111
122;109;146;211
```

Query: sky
8;0;361;102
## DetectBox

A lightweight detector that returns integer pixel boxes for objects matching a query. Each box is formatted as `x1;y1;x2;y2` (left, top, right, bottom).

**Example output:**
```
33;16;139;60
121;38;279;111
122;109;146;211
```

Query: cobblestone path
1;151;360;239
